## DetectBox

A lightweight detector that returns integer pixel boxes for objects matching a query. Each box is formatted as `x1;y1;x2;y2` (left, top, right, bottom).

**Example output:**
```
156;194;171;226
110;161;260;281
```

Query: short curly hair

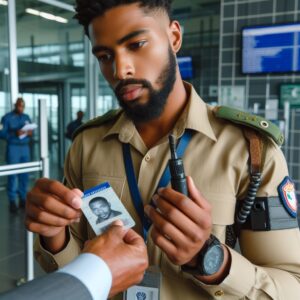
74;0;173;36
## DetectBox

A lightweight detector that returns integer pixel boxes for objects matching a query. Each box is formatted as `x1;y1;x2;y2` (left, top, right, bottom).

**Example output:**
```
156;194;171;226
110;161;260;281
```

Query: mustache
115;78;152;98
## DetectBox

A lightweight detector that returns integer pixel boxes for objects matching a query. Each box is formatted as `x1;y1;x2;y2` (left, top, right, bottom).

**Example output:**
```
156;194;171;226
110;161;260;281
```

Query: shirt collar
172;82;217;142
103;111;135;143
103;82;217;143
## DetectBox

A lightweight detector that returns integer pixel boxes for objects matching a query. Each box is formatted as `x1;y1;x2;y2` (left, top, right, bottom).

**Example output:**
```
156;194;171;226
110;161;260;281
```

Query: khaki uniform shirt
34;83;300;299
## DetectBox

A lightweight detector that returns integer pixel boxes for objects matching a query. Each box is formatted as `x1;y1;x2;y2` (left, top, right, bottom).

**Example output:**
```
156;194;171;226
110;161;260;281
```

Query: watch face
203;244;224;275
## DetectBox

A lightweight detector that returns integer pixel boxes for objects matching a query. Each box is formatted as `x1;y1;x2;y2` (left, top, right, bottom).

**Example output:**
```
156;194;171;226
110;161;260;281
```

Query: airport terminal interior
0;0;300;294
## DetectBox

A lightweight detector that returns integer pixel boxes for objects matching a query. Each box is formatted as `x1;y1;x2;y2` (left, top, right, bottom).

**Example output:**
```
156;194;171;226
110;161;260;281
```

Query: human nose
113;53;134;80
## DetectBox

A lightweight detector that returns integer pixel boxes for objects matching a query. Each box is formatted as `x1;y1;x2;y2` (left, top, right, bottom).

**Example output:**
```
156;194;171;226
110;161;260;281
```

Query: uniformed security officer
0;98;32;213
25;1;300;299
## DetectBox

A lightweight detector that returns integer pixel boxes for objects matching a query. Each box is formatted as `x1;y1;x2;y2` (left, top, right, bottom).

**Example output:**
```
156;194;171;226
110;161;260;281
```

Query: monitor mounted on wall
242;23;300;74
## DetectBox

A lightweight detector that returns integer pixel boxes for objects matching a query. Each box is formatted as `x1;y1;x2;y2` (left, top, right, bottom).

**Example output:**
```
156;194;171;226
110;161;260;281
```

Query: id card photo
81;182;135;235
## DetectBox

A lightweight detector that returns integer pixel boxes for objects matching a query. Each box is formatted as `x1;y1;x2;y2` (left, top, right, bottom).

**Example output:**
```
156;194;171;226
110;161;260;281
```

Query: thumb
111;219;123;227
84;240;91;248
72;188;83;198
106;220;127;240
187;176;205;207
124;229;145;246
187;176;200;198
187;176;211;210
71;188;83;210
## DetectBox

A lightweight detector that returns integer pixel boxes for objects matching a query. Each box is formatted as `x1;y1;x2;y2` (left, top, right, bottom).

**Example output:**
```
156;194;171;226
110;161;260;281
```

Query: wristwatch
181;235;224;276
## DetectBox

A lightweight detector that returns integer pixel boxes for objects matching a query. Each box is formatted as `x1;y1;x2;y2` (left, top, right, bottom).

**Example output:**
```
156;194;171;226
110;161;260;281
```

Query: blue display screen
177;57;193;79
242;23;300;74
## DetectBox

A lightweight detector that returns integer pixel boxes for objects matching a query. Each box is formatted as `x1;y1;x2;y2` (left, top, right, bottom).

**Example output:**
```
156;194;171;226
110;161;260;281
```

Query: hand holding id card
81;182;135;235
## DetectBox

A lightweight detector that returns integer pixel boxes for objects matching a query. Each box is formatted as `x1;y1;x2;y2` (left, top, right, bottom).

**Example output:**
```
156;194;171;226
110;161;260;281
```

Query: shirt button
145;154;151;162
214;290;224;297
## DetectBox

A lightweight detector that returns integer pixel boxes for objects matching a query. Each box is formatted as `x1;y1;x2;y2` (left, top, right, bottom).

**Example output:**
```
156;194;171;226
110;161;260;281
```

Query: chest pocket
82;174;126;199
205;192;236;226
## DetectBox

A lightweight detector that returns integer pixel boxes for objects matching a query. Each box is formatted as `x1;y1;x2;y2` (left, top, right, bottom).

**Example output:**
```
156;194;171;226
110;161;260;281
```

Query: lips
120;84;143;101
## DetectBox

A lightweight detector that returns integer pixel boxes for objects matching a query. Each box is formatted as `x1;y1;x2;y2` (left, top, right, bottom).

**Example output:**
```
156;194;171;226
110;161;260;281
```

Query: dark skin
15;99;33;137
77;111;84;121
83;220;148;298
25;3;230;286
89;5;187;148
90;4;230;283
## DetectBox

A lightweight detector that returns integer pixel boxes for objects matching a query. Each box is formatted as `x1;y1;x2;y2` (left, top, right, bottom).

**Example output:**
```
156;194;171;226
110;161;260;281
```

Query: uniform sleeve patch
278;176;298;218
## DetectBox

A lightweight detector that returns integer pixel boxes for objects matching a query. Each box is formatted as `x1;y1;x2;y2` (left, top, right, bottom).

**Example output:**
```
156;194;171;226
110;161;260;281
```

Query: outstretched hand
83;221;148;297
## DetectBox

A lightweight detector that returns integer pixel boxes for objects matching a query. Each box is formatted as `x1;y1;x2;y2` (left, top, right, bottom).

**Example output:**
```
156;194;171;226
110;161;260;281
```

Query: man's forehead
88;3;168;43
91;200;108;205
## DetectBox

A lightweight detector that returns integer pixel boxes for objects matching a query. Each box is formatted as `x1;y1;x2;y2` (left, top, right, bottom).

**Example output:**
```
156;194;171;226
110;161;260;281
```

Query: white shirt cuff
58;253;112;300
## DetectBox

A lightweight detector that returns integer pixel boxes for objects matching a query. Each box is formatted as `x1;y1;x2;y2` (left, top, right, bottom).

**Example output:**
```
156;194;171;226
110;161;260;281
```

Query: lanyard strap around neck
122;130;193;240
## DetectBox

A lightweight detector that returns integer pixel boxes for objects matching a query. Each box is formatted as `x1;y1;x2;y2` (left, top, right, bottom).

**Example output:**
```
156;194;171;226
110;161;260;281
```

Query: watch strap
181;235;223;276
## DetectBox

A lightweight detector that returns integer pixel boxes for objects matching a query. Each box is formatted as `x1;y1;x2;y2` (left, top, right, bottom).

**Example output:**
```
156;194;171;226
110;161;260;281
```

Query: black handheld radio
168;135;188;196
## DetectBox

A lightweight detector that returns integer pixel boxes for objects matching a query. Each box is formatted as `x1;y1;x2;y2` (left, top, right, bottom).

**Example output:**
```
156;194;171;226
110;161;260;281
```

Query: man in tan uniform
25;0;300;299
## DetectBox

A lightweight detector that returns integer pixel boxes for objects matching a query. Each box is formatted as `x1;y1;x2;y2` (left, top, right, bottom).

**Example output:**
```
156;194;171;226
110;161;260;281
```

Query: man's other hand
83;221;148;298
16;130;25;136
144;176;212;266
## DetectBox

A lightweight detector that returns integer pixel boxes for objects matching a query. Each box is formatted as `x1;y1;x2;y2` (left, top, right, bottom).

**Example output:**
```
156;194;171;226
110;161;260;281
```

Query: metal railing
0;99;49;282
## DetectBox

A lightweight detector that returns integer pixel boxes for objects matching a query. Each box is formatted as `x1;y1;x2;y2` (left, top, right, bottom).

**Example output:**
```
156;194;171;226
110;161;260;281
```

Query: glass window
277;0;296;12
16;0;86;179
71;86;87;120
0;3;10;116
222;50;233;63
0;2;10;170
97;73;118;117
223;20;234;33
224;5;234;18
276;14;297;23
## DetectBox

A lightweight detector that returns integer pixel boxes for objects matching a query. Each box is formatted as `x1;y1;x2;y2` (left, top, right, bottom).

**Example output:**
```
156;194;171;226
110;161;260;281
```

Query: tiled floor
0;192;45;293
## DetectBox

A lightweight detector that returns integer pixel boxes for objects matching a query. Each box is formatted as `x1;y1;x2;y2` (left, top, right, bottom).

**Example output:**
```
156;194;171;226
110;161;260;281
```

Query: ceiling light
26;8;40;16
40;12;56;21
0;0;8;6
25;7;68;24
55;16;68;23
37;0;74;12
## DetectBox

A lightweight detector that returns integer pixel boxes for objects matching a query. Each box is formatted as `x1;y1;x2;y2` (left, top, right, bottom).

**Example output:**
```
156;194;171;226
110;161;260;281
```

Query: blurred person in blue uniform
65;110;84;140
0;98;33;213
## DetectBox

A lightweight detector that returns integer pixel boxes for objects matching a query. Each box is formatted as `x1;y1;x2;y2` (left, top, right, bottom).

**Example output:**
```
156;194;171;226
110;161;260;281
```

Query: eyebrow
92;29;149;55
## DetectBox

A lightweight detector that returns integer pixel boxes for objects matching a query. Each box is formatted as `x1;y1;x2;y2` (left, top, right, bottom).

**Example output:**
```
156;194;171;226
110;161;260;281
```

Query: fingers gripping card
82;182;135;235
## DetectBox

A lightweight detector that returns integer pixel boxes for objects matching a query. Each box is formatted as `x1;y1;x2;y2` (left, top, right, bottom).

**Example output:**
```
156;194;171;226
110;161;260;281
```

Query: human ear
169;20;182;53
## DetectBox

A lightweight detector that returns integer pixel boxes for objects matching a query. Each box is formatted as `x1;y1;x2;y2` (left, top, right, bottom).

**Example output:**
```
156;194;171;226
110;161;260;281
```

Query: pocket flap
204;192;236;225
82;174;125;199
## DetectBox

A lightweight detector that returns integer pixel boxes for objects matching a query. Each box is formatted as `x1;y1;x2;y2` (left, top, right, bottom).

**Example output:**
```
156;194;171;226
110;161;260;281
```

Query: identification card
81;182;135;235
124;267;161;300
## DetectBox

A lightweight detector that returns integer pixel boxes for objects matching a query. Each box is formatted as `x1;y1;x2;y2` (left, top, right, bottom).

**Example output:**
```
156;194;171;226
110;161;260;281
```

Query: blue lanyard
122;130;193;241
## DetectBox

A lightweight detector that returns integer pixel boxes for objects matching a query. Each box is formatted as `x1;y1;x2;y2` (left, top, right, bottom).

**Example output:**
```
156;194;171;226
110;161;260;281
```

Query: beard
114;47;177;123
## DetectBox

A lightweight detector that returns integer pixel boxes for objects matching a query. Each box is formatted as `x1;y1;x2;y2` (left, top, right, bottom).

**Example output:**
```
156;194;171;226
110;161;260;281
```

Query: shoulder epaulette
214;106;284;146
72;109;122;140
